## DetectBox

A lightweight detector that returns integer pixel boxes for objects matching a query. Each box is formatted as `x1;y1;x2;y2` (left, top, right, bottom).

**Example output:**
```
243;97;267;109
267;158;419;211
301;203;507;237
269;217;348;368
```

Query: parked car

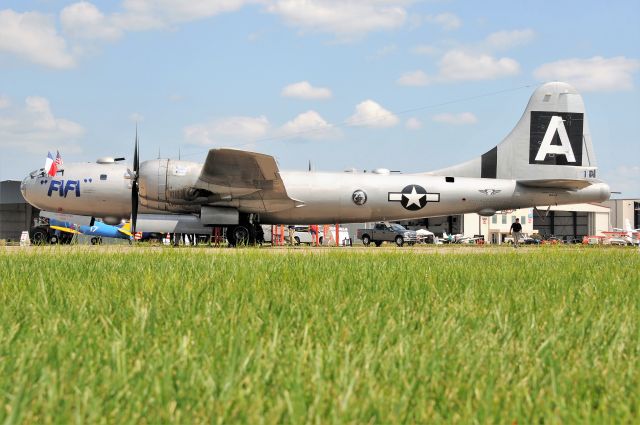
357;222;417;247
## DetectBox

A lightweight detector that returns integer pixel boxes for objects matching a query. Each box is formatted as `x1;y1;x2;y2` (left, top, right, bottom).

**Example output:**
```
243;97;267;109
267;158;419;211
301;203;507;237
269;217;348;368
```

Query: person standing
510;218;523;248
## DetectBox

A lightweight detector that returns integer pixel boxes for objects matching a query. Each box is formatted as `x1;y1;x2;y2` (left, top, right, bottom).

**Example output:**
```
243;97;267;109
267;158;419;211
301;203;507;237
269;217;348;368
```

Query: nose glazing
20;176;28;199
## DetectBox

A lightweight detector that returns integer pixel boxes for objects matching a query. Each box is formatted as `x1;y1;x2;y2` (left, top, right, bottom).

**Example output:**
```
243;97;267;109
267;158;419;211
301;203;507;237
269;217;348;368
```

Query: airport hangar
1;179;638;244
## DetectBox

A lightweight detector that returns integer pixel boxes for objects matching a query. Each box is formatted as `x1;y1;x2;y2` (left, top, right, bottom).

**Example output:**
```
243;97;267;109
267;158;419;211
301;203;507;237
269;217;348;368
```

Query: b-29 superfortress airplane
21;82;610;245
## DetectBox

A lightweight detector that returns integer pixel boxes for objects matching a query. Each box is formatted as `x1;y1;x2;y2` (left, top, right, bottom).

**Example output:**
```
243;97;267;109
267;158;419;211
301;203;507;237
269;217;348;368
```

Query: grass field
0;246;638;424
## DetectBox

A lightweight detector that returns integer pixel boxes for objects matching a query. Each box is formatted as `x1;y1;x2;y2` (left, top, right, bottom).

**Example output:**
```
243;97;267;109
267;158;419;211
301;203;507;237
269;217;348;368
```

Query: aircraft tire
30;228;49;245
90;237;99;245
229;225;250;246
374;241;383;247
49;235;59;244
395;236;404;247
361;235;371;246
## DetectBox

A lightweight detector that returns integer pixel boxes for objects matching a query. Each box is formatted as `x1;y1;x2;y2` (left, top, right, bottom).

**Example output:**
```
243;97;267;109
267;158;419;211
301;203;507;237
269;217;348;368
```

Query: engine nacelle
138;159;204;212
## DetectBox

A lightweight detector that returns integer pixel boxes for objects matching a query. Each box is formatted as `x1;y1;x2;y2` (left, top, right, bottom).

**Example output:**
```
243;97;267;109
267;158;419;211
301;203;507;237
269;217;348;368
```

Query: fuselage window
445;177;455;183
100;174;107;181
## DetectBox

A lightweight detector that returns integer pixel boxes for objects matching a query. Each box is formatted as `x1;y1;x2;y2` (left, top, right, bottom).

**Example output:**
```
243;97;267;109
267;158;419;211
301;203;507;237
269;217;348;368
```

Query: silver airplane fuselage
21;160;610;225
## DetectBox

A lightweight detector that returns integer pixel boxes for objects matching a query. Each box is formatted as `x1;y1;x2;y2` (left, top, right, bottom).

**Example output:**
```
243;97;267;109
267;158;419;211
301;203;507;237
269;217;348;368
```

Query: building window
521;216;526;224
511;216;516;223
100;174;107;181
502;215;507;224
492;215;497;224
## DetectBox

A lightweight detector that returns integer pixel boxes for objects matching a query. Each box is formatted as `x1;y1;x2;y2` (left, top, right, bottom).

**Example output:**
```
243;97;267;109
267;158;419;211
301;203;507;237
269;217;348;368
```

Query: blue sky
1;0;639;197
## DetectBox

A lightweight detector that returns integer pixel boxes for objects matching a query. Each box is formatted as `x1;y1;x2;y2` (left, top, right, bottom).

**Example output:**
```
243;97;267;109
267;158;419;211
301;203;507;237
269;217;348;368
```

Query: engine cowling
138;159;204;212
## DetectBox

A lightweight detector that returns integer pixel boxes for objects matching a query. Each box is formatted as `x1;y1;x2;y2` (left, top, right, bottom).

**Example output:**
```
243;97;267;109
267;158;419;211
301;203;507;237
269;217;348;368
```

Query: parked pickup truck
357;222;418;247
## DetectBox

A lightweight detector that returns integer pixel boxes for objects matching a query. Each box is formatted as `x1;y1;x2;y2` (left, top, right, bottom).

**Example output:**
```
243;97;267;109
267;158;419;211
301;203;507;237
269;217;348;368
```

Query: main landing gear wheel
227;225;251;247
30;228;49;245
395;236;404;247
362;235;371;246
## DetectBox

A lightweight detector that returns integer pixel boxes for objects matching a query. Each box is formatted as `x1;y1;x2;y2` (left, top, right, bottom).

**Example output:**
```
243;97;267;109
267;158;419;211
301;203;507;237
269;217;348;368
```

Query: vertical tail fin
429;82;598;181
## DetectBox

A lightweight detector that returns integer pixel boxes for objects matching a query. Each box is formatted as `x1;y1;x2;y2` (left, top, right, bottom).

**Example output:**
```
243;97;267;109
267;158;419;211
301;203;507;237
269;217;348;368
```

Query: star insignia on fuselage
388;184;440;211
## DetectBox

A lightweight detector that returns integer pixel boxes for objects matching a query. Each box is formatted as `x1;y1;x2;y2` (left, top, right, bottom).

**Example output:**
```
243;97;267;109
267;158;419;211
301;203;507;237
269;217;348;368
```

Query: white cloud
184;115;270;145
267;0;408;39
405;117;422;130
281;81;332;100
0;95;10;109
438;50;520;81
347;100;399;128
484;29;534;51
0;9;75;69
0;96;84;154
60;1;253;42
61;2;123;41
432;112;477;125
120;0;250;26
279;110;340;140
397;70;429;86
533;56;640;92
425;13;461;31
399;50;519;86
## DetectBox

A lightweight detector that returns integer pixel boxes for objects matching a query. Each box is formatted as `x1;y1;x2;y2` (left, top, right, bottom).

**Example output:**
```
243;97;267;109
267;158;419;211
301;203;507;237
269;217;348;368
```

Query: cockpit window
100;174;107;181
29;169;45;178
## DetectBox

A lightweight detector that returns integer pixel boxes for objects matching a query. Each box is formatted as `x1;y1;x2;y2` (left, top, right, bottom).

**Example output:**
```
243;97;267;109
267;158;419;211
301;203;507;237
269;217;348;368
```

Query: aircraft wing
516;179;594;191
49;225;80;234
194;149;302;212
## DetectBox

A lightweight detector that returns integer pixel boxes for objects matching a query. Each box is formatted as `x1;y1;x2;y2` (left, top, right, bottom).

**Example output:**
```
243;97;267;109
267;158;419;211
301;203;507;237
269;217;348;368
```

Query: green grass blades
0;247;638;424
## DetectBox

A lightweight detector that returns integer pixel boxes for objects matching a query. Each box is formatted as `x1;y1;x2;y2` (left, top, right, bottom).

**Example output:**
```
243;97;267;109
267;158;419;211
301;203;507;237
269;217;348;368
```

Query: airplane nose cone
20;176;28;200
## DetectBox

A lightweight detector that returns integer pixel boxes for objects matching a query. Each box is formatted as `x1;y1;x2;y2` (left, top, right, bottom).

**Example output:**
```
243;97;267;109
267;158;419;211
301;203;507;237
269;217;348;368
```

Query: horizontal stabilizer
517;179;594;191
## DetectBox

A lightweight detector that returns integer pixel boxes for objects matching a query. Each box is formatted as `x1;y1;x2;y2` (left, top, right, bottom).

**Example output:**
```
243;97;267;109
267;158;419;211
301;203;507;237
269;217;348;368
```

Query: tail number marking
535;116;576;162
529;112;583;166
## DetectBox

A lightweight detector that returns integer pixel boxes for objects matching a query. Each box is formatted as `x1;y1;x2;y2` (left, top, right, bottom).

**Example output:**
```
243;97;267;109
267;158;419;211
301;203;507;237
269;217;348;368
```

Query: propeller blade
134;125;140;173
131;126;140;235
131;185;138;234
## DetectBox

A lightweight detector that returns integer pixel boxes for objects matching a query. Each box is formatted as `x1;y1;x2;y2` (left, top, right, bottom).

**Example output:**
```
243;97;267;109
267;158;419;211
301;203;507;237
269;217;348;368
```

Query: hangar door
533;211;588;240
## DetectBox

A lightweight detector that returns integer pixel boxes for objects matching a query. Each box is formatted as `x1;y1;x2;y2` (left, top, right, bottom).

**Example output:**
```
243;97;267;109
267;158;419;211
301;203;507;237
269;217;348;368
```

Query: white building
396;202;613;244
